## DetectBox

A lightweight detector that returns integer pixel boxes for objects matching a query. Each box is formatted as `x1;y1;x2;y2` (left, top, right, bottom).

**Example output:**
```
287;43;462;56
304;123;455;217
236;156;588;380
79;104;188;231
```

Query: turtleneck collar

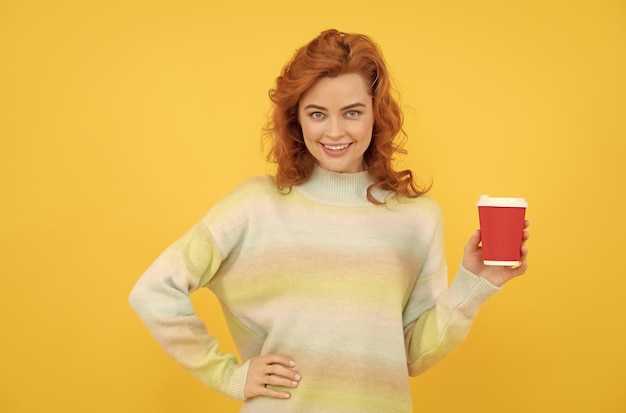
293;165;389;207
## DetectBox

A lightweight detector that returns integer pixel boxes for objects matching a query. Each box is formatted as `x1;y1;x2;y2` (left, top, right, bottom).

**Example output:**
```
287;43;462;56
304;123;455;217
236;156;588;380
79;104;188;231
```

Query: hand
462;220;530;287
244;354;301;400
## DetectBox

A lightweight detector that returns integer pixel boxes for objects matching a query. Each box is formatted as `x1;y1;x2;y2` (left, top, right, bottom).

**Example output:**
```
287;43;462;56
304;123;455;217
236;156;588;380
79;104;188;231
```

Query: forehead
300;73;372;107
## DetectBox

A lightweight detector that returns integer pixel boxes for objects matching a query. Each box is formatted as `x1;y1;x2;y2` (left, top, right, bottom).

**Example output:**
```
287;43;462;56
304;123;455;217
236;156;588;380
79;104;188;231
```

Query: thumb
465;229;481;252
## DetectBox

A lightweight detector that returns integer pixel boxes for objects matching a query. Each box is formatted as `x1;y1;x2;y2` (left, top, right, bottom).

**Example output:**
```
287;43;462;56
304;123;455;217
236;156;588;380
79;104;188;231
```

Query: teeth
324;143;350;151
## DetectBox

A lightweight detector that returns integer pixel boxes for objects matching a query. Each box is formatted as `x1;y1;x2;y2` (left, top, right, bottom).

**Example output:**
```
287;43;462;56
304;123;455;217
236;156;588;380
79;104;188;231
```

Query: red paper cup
477;195;528;266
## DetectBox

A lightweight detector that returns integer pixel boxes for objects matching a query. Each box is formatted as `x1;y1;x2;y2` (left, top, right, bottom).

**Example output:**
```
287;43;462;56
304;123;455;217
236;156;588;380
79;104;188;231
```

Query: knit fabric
129;166;500;412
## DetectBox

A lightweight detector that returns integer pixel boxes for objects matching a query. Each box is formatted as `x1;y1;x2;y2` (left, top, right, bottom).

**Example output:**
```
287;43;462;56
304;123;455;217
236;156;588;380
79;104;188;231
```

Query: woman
129;29;529;412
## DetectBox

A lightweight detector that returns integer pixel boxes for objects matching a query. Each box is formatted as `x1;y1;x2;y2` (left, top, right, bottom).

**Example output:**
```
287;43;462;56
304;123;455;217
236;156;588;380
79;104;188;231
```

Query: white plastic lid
477;195;528;208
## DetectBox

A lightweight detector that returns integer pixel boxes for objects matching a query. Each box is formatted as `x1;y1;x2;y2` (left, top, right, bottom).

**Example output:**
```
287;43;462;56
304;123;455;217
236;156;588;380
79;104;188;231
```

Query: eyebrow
303;103;367;111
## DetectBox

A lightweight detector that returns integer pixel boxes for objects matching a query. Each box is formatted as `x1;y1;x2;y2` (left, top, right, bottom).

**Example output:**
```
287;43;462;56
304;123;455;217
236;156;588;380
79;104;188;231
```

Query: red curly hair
265;29;428;203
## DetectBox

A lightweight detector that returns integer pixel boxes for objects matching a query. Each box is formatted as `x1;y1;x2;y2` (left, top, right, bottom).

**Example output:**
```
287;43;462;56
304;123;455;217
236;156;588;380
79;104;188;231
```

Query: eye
345;110;360;118
309;112;325;120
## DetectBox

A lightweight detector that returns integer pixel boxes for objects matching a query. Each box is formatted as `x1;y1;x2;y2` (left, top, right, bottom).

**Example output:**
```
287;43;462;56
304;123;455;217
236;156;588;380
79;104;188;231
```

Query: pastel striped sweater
129;166;500;412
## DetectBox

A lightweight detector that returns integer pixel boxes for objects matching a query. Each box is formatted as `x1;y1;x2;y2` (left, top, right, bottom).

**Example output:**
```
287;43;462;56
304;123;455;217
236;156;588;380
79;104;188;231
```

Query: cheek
300;121;322;140
354;121;374;141
300;123;317;152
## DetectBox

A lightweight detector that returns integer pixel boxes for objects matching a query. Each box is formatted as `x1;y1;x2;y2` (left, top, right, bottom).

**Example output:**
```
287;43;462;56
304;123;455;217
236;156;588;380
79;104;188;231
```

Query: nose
325;116;344;140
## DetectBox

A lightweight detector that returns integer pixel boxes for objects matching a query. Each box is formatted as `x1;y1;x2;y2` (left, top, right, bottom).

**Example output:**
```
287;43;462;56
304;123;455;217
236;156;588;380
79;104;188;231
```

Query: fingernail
294;374;301;381
291;381;298;387
288;360;295;367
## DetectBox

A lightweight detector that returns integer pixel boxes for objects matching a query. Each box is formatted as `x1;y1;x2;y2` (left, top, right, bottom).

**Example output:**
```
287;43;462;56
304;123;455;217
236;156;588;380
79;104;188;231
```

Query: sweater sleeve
404;266;499;376
128;221;249;400
403;206;500;376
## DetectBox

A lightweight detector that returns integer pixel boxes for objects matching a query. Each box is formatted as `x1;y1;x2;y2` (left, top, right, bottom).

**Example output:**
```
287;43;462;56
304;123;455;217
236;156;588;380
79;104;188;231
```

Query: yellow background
1;0;625;412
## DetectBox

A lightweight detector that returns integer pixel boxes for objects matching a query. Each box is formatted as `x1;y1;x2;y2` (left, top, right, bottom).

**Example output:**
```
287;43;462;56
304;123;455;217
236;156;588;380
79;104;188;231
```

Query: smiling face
298;73;374;173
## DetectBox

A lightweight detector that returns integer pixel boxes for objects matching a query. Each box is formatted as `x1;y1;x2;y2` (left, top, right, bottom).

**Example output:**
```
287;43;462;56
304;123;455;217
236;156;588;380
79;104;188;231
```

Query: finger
268;364;301;382
245;379;297;400
248;380;292;400
266;371;301;389
261;354;296;368
511;259;528;277
262;385;292;399
520;244;528;259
